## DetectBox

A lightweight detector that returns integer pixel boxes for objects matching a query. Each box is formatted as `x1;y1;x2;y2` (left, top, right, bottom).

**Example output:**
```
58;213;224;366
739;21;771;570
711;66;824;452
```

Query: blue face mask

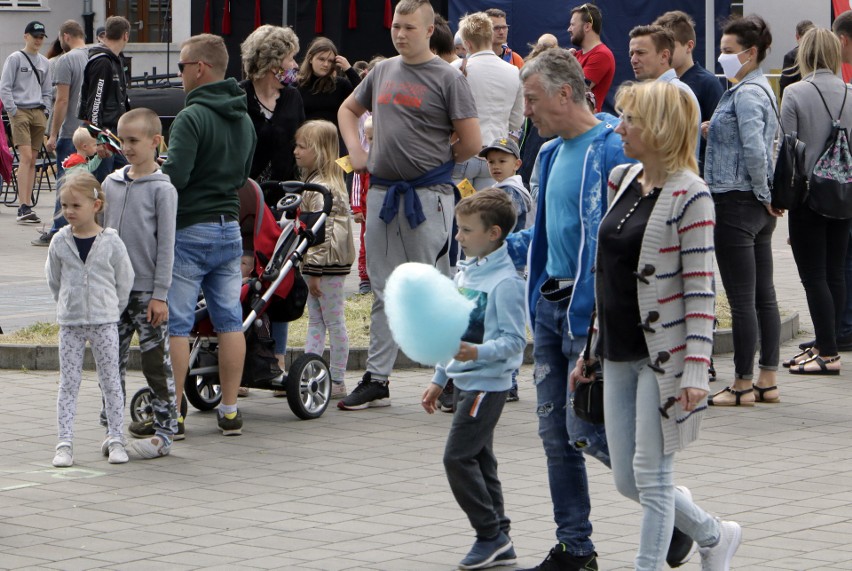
275;67;298;85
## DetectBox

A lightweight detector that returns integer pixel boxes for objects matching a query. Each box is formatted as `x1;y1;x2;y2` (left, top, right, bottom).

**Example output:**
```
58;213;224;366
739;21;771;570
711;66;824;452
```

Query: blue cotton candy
385;263;475;365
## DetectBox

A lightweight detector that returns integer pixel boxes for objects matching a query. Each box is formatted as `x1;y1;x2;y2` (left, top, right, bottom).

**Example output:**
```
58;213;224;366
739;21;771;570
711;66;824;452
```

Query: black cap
96;26;106;38
25;21;46;37
479;137;521;160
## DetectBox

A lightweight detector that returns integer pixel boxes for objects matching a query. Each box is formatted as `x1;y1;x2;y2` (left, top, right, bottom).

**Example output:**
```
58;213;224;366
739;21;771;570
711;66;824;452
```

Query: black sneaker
439;379;455;413
31;230;53;246
173;417;185;441
337;372;390;410
129;420;156;438
519;544;598;571
217;409;243;435
16;205;40;223
667;526;697;568
506;385;519;402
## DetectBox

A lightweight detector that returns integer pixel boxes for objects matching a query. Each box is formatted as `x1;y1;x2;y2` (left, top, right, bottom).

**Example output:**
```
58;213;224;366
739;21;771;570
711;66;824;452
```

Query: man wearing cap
79;15;131;181
96;27;107;44
0;21;52;224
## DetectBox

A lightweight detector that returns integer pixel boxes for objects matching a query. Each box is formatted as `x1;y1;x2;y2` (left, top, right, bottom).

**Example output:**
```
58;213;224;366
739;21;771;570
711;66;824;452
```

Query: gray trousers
364;184;454;380
443;388;511;539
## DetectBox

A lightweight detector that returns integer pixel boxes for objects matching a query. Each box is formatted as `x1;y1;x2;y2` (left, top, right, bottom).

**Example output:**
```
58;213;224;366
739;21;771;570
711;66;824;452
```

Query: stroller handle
261;181;334;216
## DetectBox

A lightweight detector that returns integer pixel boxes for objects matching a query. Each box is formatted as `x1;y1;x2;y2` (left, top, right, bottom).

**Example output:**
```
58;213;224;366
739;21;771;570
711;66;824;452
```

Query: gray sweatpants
364;184;454;381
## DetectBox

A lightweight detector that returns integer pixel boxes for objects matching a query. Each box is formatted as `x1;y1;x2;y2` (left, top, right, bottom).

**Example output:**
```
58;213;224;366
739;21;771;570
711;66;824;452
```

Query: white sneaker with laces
699;520;742;571
52;442;73;467
108;441;129;464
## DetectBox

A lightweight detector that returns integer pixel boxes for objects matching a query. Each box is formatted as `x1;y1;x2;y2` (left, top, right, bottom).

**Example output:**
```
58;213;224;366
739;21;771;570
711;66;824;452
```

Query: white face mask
717;49;749;80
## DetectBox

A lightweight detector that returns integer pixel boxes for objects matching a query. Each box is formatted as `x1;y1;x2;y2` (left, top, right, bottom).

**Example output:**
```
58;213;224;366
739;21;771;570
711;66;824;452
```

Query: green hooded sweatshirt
163;78;257;229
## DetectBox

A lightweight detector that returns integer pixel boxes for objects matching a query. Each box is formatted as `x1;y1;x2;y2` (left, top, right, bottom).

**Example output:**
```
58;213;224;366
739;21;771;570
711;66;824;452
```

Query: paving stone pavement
3;185;852;569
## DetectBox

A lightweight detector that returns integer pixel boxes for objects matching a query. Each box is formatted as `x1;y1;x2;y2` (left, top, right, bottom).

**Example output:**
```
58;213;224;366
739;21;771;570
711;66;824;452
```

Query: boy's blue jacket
432;242;526;392
507;113;633;337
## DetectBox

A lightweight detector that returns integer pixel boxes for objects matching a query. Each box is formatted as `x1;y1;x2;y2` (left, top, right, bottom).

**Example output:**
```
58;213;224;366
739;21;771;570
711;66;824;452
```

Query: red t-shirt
575;43;615;112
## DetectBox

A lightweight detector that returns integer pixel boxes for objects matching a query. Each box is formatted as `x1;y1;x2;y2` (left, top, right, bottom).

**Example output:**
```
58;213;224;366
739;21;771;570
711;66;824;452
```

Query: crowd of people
3;2;852;569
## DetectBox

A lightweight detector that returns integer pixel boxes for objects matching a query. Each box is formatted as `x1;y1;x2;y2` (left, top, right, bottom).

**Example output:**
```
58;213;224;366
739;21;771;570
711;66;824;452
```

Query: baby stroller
130;180;335;422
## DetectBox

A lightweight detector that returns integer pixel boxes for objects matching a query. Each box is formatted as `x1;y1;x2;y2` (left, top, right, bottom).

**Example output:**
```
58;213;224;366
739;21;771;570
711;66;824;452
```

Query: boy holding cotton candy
421;189;526;570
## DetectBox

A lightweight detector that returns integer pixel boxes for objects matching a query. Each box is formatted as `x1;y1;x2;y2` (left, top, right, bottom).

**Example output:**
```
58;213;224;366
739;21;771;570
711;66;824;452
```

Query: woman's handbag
572;312;605;425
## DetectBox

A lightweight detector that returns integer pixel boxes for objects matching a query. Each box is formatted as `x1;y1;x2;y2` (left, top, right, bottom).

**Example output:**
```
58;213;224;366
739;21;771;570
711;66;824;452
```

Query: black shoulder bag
572;311;604;425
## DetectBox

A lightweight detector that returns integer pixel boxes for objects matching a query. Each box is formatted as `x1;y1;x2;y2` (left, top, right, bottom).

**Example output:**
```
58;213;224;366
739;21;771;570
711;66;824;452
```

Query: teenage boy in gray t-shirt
338;0;480;410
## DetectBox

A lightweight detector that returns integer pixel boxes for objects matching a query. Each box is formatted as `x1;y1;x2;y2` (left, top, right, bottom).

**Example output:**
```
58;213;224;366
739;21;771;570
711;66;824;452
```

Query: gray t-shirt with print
54;46;89;139
354;55;477;181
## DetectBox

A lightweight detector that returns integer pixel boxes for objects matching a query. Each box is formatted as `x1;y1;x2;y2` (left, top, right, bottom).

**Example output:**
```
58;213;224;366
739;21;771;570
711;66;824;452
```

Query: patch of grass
715;290;731;329
0;322;60;345
287;292;374;347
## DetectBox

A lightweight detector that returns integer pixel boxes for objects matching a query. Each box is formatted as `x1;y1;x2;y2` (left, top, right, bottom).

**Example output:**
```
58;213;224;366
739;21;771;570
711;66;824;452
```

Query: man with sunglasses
79;16;131;181
162;34;257;439
486;8;524;69
567;3;614;113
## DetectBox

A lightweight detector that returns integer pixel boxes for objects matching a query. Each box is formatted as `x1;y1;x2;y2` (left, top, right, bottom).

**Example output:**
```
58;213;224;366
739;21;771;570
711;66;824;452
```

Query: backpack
808;82;852;219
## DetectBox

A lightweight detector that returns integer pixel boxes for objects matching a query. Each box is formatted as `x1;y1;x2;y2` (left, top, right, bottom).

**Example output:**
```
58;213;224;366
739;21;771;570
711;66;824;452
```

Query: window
106;0;172;43
0;0;46;7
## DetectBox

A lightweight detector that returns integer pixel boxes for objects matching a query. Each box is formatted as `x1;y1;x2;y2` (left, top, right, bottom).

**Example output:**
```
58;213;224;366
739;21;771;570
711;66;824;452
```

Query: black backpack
807;82;852;219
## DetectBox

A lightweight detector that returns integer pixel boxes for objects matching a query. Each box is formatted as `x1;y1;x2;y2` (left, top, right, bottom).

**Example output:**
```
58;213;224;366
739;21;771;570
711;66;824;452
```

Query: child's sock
219;403;238;419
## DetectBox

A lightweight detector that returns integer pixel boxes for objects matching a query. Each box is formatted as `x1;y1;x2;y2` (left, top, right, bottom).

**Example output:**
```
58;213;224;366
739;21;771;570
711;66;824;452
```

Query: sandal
783;348;816;368
789;355;841;376
752;384;780;403
708;386;755;407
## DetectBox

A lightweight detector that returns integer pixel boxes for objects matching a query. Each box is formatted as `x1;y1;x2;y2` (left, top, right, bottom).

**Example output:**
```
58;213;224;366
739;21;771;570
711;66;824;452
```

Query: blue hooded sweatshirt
432;242;526;392
507;113;633;337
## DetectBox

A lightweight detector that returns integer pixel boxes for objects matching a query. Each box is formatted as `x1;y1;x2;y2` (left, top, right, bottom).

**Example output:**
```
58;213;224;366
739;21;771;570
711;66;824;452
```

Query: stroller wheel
130;387;188;422
286;353;331;420
184;372;222;411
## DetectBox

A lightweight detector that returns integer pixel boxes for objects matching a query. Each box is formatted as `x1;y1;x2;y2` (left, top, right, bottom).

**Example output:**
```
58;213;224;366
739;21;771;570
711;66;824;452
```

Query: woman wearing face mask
240;25;306;392
297;37;360;154
240;25;305;186
703;14;782;407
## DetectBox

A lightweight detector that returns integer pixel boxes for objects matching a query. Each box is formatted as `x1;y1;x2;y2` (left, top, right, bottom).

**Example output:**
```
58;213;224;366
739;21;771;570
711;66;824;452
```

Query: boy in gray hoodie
103;108;179;458
421;190;526;570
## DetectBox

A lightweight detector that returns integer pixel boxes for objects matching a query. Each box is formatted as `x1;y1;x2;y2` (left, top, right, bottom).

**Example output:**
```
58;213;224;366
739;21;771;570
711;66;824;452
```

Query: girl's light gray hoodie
45;226;134;326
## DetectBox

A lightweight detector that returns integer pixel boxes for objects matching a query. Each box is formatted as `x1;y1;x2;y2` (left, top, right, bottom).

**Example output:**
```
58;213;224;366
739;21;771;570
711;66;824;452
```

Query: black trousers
713;192;780;379
789;203;851;355
443;388;510;539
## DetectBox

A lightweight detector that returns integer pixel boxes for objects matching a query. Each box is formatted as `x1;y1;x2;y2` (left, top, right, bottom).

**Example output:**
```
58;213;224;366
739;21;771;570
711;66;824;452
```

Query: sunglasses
578;3;595;29
177;60;211;74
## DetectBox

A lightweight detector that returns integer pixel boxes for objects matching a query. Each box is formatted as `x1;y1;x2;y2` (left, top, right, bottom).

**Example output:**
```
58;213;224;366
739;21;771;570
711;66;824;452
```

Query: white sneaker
52;442;73;467
130;436;170;459
699;520;742;571
108;441;129;464
101;435;126;456
331;382;347;399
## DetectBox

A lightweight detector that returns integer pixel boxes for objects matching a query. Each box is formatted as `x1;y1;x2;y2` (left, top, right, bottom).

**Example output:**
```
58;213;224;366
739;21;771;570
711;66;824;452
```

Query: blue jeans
271;321;289;355
169;221;243;337
532;295;608;555
93;151;127;183
50;137;76;234
604;358;720;569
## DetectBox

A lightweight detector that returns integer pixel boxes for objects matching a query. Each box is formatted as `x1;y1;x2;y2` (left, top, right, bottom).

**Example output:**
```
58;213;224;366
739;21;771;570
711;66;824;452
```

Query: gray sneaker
31;230;53;246
108;441;129;464
699;520;742;571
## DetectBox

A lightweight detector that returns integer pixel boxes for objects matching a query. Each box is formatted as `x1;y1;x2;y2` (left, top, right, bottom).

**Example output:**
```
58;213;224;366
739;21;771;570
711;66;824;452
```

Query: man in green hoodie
163;34;257;438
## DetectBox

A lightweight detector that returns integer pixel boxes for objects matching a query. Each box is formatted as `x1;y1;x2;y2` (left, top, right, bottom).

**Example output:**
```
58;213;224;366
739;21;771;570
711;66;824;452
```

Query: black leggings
788;203;851;355
713;192;780;379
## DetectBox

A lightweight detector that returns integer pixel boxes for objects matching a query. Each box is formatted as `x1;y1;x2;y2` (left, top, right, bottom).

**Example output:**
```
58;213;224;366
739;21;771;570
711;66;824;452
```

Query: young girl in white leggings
45;172;134;467
294;120;356;398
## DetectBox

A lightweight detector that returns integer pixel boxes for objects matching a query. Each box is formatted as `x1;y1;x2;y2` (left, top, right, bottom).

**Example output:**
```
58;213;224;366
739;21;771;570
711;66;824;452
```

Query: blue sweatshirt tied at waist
373;161;455;228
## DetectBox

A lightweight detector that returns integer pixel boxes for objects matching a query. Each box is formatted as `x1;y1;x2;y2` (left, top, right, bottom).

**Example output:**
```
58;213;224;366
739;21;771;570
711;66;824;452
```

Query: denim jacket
704;68;778;204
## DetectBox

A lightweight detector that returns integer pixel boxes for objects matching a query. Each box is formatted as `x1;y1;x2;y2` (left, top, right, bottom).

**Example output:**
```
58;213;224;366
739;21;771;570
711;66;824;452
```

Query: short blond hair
241;25;300;81
60;172;106;213
615;81;698;175
181;34;228;76
118;107;162;137
71;127;96;150
459;12;494;50
798;27;842;76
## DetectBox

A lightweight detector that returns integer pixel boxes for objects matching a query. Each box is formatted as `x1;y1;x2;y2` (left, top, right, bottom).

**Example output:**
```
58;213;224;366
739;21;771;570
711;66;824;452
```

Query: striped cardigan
596;164;716;454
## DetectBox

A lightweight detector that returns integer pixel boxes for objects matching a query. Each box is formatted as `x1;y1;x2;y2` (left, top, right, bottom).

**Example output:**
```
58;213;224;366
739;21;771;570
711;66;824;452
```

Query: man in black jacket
79;16;130;180
779;20;814;101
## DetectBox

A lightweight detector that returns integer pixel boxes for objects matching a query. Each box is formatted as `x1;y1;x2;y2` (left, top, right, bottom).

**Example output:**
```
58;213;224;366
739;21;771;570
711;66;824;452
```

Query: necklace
616;185;660;233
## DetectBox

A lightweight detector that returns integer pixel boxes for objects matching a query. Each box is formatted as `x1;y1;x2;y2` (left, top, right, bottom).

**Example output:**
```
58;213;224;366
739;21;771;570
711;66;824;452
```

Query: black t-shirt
74;234;97;263
597;179;659;361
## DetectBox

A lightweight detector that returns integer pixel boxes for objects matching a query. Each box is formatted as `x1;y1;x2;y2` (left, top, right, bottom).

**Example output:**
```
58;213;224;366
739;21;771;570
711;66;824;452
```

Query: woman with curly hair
240;24;305;185
297;37;360;153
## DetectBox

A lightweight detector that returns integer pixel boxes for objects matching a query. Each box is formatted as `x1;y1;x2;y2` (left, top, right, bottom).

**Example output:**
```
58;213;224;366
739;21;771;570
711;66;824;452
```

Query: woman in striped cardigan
573;81;740;569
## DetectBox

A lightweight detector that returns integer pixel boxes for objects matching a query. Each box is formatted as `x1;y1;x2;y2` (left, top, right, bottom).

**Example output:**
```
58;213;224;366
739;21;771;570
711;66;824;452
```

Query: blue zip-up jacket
507;113;632;336
704;68;778;204
432;242;526;392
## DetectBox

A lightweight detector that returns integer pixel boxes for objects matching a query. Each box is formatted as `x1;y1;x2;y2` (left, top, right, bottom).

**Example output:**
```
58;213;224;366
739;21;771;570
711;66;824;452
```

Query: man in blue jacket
508;48;627;571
